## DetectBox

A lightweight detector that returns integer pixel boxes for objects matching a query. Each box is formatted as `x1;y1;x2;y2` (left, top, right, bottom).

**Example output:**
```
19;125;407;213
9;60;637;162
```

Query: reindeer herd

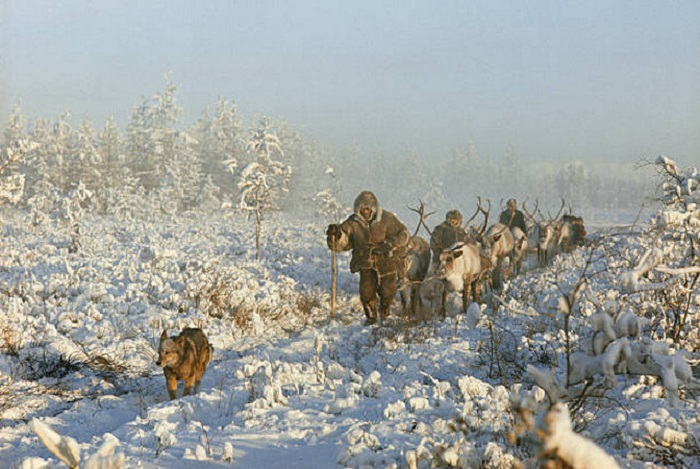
400;198;586;317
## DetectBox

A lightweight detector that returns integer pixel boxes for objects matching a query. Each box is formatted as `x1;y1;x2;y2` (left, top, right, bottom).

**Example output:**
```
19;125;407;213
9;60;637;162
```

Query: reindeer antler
407;199;435;237
463;200;482;230
522;199;541;224
548;198;566;221
476;197;491;236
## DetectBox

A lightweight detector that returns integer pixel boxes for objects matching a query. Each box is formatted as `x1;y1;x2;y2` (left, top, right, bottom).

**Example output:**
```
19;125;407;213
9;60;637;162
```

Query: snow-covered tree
147;78;182;192
314;166;347;223
0;140;33;207
644;156;700;344
238;117;291;260
125;79;204;213
94;117;124;214
62;181;94;253
68;120;102;194
553;161;591;210
2;103;26;145
196;174;222;211
104;171;143;222
212;98;244;188
189;97;244;203
125;97;155;189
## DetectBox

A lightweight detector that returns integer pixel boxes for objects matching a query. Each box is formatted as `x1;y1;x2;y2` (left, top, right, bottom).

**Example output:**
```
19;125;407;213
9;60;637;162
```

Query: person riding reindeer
326;191;410;325
430;209;470;262
498;198;528;234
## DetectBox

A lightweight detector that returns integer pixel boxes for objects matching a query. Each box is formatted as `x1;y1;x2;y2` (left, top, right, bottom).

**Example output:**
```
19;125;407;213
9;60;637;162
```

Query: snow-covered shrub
30;419;124;469
313;186;347;222
540;403;621;468
0;139;34;206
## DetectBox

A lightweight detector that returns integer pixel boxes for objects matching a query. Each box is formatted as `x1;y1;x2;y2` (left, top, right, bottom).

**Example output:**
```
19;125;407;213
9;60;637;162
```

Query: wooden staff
330;235;337;319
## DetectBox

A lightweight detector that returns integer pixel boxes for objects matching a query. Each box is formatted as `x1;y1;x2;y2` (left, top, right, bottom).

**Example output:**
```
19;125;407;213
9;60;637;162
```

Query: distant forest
0;80;658;228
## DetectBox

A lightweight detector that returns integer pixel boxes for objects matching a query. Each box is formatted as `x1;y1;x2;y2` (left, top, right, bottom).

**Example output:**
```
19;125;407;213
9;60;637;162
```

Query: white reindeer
435;242;482;315
482;222;515;289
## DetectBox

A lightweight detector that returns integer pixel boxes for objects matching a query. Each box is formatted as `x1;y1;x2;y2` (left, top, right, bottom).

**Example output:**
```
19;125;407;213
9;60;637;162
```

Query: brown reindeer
523;199;564;267
401;200;434;315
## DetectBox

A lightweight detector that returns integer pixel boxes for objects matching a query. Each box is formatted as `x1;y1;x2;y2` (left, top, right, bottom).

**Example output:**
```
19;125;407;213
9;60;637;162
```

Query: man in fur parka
326;191;410;325
430;209;470;261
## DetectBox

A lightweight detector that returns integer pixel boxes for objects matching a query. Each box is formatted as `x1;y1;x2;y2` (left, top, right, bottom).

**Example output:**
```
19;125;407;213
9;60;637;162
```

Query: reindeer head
436;247;463;278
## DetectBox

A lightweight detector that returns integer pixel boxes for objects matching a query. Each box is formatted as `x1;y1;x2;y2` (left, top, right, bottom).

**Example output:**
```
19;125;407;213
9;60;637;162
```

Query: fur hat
354;191;380;221
446;209;463;223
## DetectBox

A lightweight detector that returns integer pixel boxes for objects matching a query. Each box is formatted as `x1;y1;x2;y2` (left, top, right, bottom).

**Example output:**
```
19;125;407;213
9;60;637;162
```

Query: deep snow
1;194;699;468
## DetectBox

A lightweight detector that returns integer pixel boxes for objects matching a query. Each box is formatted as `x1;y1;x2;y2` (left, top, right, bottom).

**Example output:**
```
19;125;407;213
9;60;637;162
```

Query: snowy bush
0;139;34;206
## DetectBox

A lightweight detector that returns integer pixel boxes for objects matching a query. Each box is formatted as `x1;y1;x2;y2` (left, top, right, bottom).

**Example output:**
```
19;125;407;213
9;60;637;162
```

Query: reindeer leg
440;287;448;317
400;289;408;315
462;278;470;313
411;284;420;316
472;279;482;304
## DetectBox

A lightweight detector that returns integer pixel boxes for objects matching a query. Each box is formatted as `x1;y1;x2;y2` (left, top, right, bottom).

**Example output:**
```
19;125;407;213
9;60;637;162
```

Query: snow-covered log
30;419;81;469
540;403;621;469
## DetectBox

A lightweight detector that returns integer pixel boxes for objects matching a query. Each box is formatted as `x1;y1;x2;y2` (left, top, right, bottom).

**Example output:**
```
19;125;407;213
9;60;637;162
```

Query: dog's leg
165;373;178;400
193;364;203;394
194;346;212;394
184;375;196;396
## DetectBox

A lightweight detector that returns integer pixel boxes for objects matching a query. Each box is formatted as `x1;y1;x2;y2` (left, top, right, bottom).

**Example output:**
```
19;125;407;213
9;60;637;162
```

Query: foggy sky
1;0;699;163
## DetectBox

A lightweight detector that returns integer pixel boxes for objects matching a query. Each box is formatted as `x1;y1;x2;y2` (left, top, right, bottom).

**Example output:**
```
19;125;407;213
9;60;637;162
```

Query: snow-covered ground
2;174;699;467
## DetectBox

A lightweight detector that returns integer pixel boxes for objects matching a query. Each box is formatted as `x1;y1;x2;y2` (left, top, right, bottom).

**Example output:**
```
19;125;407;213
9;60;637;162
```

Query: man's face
360;207;372;220
449;218;460;227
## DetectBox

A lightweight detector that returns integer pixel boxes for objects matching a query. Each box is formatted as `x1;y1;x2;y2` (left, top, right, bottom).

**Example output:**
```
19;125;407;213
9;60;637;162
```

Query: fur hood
353;191;382;223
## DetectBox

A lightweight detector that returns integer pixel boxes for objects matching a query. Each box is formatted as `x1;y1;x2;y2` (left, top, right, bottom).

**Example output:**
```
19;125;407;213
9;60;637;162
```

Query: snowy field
2;160;700;468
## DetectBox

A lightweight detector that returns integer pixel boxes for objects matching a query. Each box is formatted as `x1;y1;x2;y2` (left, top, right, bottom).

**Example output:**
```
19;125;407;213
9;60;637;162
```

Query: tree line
1;79;656;233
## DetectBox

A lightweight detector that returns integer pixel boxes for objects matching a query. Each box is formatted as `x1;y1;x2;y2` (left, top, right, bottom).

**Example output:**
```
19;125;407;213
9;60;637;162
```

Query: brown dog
156;328;213;400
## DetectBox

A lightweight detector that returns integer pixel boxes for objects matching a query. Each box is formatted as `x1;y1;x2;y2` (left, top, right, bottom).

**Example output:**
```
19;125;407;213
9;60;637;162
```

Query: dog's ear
160;330;168;340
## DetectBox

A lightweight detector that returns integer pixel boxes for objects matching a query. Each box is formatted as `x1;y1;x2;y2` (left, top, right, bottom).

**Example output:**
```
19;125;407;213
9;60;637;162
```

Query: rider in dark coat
499;198;527;234
430;209;470;261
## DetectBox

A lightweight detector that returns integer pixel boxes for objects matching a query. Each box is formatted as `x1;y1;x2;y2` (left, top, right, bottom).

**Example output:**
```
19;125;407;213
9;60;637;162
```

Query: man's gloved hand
326;224;341;246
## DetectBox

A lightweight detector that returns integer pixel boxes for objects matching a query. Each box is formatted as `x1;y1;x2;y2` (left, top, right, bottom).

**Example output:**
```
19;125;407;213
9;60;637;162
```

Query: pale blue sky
1;0;699;163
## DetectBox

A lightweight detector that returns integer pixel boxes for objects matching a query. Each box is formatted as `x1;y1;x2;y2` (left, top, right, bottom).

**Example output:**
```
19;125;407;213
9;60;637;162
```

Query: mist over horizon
2;1;698;166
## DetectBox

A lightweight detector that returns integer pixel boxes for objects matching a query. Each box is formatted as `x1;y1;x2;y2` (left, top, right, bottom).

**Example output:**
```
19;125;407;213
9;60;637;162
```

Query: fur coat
327;191;410;273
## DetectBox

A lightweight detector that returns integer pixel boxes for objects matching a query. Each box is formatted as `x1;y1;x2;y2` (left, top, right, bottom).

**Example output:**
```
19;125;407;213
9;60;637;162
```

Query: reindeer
463;196;491;244
462;197;497;291
510;226;528;276
524;199;586;267
400;200;434;315
559;213;586;253
435;241;482;315
523;199;565;267
482;222;514;290
470;198;525;289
